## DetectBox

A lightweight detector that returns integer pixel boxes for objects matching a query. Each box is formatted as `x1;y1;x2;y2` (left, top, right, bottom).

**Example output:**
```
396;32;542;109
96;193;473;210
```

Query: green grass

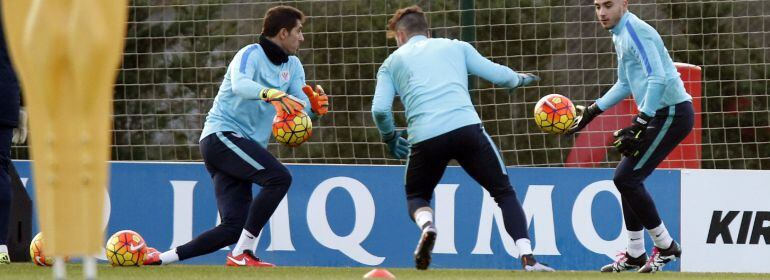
1;264;767;280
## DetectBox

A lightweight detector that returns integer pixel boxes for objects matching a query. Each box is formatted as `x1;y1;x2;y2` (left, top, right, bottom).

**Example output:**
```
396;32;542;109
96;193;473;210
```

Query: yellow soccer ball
105;230;147;266
30;232;52;266
272;111;313;147
533;94;577;135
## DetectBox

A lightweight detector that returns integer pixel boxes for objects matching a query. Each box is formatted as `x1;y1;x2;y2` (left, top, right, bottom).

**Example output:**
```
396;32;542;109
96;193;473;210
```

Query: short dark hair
387;5;428;38
262;6;305;37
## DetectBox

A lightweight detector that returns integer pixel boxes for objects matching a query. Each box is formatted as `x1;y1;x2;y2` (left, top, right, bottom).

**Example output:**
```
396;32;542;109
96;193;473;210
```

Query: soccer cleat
225;250;276;267
144;247;161;265
521;254;555;272
638;241;681;273
414;224;437;270
0;252;9;264
600;251;647;272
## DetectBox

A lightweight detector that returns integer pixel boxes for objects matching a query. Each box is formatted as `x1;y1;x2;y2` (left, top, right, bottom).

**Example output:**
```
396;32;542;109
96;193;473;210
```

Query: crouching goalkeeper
144;5;328;267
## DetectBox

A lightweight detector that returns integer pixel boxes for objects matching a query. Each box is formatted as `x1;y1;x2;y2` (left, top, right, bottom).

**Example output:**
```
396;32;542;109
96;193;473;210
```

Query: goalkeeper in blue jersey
145;6;328;267
567;0;694;273
372;5;554;272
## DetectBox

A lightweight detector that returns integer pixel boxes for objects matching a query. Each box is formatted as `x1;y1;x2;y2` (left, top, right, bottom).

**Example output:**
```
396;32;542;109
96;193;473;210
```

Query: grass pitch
1;264;767;280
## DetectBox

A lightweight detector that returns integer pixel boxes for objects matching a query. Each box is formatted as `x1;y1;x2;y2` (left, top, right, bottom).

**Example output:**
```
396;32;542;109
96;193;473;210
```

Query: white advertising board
681;169;770;273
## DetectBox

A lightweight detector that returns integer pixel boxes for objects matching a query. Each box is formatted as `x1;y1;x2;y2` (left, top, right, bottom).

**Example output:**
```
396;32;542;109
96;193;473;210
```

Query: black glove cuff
381;131;396;143
585;103;603;118
633;113;652;126
587;103;603;113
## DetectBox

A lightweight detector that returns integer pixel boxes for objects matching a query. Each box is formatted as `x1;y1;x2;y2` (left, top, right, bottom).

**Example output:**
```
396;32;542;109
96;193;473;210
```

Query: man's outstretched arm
460;40;539;89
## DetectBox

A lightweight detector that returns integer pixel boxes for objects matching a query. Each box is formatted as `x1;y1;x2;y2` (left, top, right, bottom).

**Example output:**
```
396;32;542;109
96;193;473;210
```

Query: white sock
159;249;179;265
648;223;673;249
515;238;533;257
413;207;434;230
0;245;7;253
626;230;645;258
232;229;258;256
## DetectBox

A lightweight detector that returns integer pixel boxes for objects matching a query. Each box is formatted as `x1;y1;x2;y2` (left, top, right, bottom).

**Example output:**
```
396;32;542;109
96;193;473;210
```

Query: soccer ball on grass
30;232;66;266
105;230;147;266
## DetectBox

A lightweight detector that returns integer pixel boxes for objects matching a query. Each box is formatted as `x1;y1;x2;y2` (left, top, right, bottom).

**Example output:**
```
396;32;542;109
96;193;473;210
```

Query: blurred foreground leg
2;0;128;278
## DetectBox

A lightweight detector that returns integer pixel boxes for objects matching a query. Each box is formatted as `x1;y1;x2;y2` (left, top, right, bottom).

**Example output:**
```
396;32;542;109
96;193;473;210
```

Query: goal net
10;0;769;169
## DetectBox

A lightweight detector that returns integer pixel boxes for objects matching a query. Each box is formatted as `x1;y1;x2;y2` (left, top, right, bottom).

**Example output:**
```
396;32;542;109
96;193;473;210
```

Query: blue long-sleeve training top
595;12;691;116
200;43;313;148
372;35;523;144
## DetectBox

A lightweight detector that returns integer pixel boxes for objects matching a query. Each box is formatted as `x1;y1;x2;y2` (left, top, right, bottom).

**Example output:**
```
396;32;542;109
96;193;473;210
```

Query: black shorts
199;131;290;225
405;124;512;201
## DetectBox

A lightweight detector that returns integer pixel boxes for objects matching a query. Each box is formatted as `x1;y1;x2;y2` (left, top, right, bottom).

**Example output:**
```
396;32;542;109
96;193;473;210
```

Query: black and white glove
566;103;603;136
612;113;652;157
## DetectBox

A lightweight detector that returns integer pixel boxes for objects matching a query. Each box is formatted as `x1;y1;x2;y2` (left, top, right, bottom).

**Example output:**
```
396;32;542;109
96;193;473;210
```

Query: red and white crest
280;70;290;82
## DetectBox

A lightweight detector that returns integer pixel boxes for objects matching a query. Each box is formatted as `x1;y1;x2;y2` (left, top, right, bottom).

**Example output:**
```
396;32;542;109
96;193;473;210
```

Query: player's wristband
632;112;652;127
381;131;396;143
259;88;285;102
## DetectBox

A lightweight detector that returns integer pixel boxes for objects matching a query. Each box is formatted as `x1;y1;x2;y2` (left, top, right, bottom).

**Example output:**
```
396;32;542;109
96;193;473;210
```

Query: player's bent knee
272;172;292;190
488;186;516;201
262;168;292;190
612;176;626;188
613;175;645;196
613;173;638;189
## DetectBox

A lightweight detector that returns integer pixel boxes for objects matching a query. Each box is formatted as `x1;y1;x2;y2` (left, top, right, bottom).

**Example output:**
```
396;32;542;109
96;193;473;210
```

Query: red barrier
565;63;702;168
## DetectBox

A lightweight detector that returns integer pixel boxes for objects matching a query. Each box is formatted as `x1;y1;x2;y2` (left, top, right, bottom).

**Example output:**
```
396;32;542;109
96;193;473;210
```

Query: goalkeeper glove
12;107;27;144
259;88;305;116
516;73;540;88
612;113;652;157
382;129;409;159
566;103;603;136
508;73;540;94
302;84;329;116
